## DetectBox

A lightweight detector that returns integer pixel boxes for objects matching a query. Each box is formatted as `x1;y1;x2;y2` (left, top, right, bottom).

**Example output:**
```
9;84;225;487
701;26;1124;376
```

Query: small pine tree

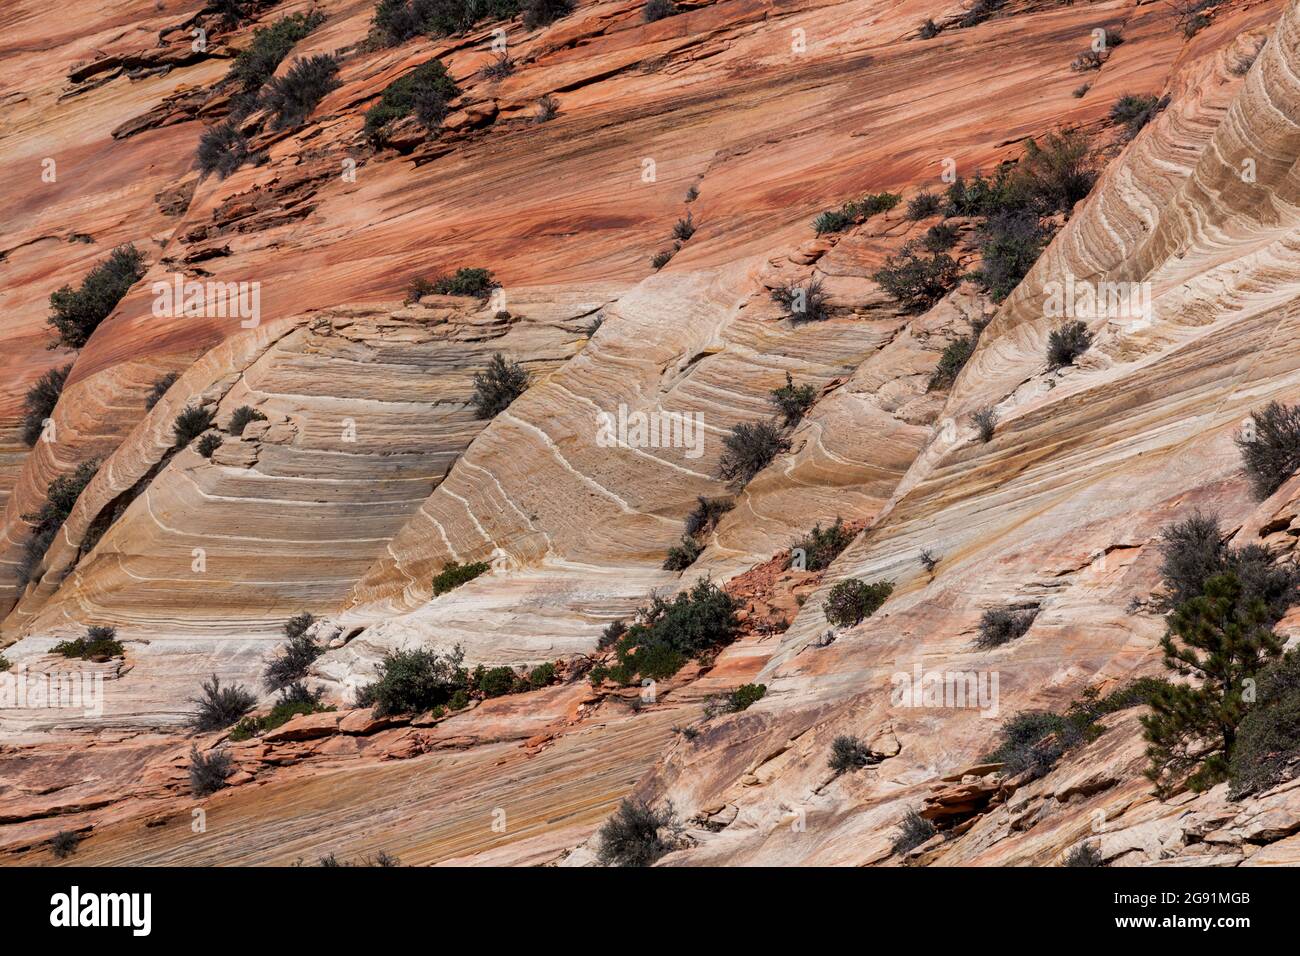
1142;572;1284;796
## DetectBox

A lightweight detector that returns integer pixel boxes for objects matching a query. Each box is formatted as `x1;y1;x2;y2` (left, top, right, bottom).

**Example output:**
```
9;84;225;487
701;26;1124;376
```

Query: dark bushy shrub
47;245;146;349
146;372;179;410
1065;842;1104;867
970;210;1047;302
263;54;340;130
189;746;233;796
482;51;514;79
197;121;249;178
828;734;876;772
1228;650;1300;798
191;673;257;731
197;433;222;458
1110;93;1164;140
650;249;674;270
770;372;817;426
264;613;322;690
227;11;326;91
717;421;790;485
974;606;1037;648
471;353;528;418
173;405;214;447
592;579;741;683
596;798;681;867
1236;402;1300;500
672;212;696;242
51;830;81;859
358;645;468;716
433;267;495;296
684;496;733;537
52;625;124;660
643;0;678;21
771;277;829;323
523;0;574;30
433;560;491;595
971;406;997;442
529;661;557;688
873;245;960;313
1015;131;1097;216
790;517;855;571
893;809;936;853
21;364;71;446
824;578;893;627
957;0;1005;28
365;60;460;139
728;682;766;711
921;221;960;252
19;458;100;585
906;190;940;220
228;405;267;434
928;329;979;391
230;683;331;741
662;535;702;571
1046;319;1092;368
535;94;559;122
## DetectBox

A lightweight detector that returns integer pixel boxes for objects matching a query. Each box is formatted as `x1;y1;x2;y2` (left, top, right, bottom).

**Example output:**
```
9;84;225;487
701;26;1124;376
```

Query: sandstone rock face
2;0;1300;868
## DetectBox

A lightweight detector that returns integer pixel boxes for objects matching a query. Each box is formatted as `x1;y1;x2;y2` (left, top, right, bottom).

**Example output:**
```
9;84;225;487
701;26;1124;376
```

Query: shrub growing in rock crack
535;93;560;122
53;625;124;660
228;405;267;435
264;54;341;130
958;0;1005;28
663;535;702;571
1110;93;1166;140
189;746;233;796
1046;319;1092;369
790;517;855;571
918;18;941;39
21;364;71;446
970;210;1047;302
596;798;682;866
197;121;250;179
227;11;326;93
920;549;939;573
1236;402;1300;500
365;59;460;140
482;52;515;79
828;734;876;773
433;559;491;595
47;244;146;349
146;372;179;410
975;606;1037;648
717;420;790;485
173;405;214;447
357;645;468;716
971;406;998;442
823;578;893;627
672;212;696;242
471;353;528;418
264;613;322;690
1171;0;1216;37
51;830;81;859
921;221;960;253
928;325;984;391
769;372;817;426
873;245;960;313
651;249;675;269
197;433;223;458
684;495;733;537
771;276;829;323
190;673;257;731
906;189;941;220
893;809;936;853
18;459;100;585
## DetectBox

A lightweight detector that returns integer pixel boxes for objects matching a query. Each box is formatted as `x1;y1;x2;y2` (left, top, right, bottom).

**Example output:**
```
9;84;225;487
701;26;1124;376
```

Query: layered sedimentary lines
4;0;1300;867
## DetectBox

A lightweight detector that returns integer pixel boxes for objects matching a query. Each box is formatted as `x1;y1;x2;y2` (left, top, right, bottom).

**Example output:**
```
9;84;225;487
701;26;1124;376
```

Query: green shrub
684;496;733;537
358;645;468;716
1015;131;1097;217
197;121;249;178
823;578;892;627
970;210;1047;302
523;0;573;29
51;830;81;859
1144;572;1284;795
812;208;854;235
958;0;1005;28
230;683;331;740
813;190;900;232
941;167;1025;218
433;559;491;595
264;613;322;690
433;267;495;296
197;433;222;458
598;619;627;650
790;517;855;571
921;221;960;252
1153;513;1298;620
190;674;257;731
263;54;340;130
173;405;214;447
529;661;557;688
47;245;146;349
146;372;179;410
227;11;326;92
471;353;528;418
596;798;681;866
975;606;1037;648
663;535;702;571
717;420;790;485
928;328;981;391
906;190;940;220
52;625;124;660
1110;93;1165;140
728;682;766;711
1228;650;1300;797
18;458;100;585
228;405;267;434
21;364;71;446
643;0;678;21
189;746;233;796
893;809;936;853
770;372;817;426
828;734;876;772
1046;319;1092;368
365;60;460;139
971;406;997;442
771;277;829;323
477;665;520;697
605;579;741;682
873;245;960;312
1236;402;1300;500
